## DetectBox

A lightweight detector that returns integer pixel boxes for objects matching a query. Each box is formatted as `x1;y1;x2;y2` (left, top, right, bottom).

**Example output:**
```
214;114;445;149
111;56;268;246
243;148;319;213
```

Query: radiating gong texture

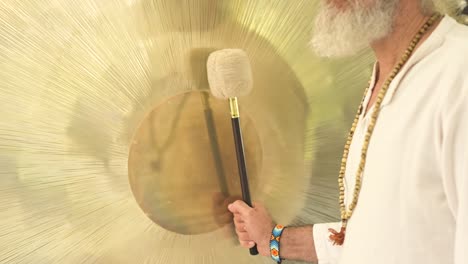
0;0;374;263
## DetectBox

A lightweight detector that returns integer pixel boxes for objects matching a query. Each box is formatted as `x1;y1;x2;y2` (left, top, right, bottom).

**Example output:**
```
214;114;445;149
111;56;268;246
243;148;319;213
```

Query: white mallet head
207;49;253;99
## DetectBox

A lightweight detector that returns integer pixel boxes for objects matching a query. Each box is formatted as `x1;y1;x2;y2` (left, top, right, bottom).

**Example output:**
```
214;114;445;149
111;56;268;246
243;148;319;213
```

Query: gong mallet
207;49;258;256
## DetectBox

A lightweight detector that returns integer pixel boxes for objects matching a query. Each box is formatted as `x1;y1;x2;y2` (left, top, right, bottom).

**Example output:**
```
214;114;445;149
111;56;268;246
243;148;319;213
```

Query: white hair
310;0;399;58
309;0;464;58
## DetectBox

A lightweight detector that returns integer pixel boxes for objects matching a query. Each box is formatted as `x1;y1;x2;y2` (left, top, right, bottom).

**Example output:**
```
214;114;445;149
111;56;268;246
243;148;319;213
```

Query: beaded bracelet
270;224;286;263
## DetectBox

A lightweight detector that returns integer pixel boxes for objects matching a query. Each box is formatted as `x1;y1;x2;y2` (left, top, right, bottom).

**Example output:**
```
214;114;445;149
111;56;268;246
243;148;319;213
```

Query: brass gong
0;0;377;263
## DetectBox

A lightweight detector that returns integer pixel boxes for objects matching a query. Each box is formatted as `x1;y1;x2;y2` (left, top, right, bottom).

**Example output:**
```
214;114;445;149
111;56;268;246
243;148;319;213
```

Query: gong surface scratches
1;0;372;263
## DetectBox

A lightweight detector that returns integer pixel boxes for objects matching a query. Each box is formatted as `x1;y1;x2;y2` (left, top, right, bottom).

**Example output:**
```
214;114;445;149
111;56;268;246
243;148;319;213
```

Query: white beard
310;0;399;58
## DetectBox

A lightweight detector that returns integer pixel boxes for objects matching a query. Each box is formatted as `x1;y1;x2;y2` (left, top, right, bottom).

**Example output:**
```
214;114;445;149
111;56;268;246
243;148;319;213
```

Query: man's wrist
277;225;317;263
258;223;275;257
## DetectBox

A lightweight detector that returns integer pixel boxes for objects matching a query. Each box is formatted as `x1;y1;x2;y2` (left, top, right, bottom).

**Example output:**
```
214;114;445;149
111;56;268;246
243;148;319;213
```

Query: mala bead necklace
329;13;443;246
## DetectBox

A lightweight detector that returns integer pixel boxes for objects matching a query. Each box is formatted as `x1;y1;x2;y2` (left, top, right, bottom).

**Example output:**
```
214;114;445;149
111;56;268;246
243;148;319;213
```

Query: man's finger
239;240;255;249
235;230;250;241
228;200;252;215
234;223;246;233
239;240;255;248
233;213;243;222
252;201;265;210
234;218;244;227
226;195;242;205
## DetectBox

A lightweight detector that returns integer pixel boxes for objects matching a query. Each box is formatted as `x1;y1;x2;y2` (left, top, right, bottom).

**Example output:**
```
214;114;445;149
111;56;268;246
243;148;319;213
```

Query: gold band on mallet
229;97;240;118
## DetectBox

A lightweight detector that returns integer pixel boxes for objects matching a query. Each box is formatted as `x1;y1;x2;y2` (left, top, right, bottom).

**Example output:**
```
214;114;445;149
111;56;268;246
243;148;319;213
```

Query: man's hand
227;200;274;256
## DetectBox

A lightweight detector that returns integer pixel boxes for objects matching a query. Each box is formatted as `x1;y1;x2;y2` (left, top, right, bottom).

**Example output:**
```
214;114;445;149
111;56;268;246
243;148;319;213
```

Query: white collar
361;16;458;118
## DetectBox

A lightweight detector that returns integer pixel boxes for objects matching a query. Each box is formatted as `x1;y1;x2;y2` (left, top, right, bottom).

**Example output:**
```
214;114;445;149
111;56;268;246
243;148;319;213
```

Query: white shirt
313;17;468;264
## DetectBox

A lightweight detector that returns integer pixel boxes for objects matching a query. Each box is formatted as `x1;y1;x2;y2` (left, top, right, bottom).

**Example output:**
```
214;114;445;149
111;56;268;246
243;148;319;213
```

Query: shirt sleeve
440;84;468;264
313;222;343;264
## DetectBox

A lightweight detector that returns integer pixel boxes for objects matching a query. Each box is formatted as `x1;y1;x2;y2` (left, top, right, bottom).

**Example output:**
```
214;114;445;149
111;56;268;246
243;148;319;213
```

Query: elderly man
228;0;468;263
